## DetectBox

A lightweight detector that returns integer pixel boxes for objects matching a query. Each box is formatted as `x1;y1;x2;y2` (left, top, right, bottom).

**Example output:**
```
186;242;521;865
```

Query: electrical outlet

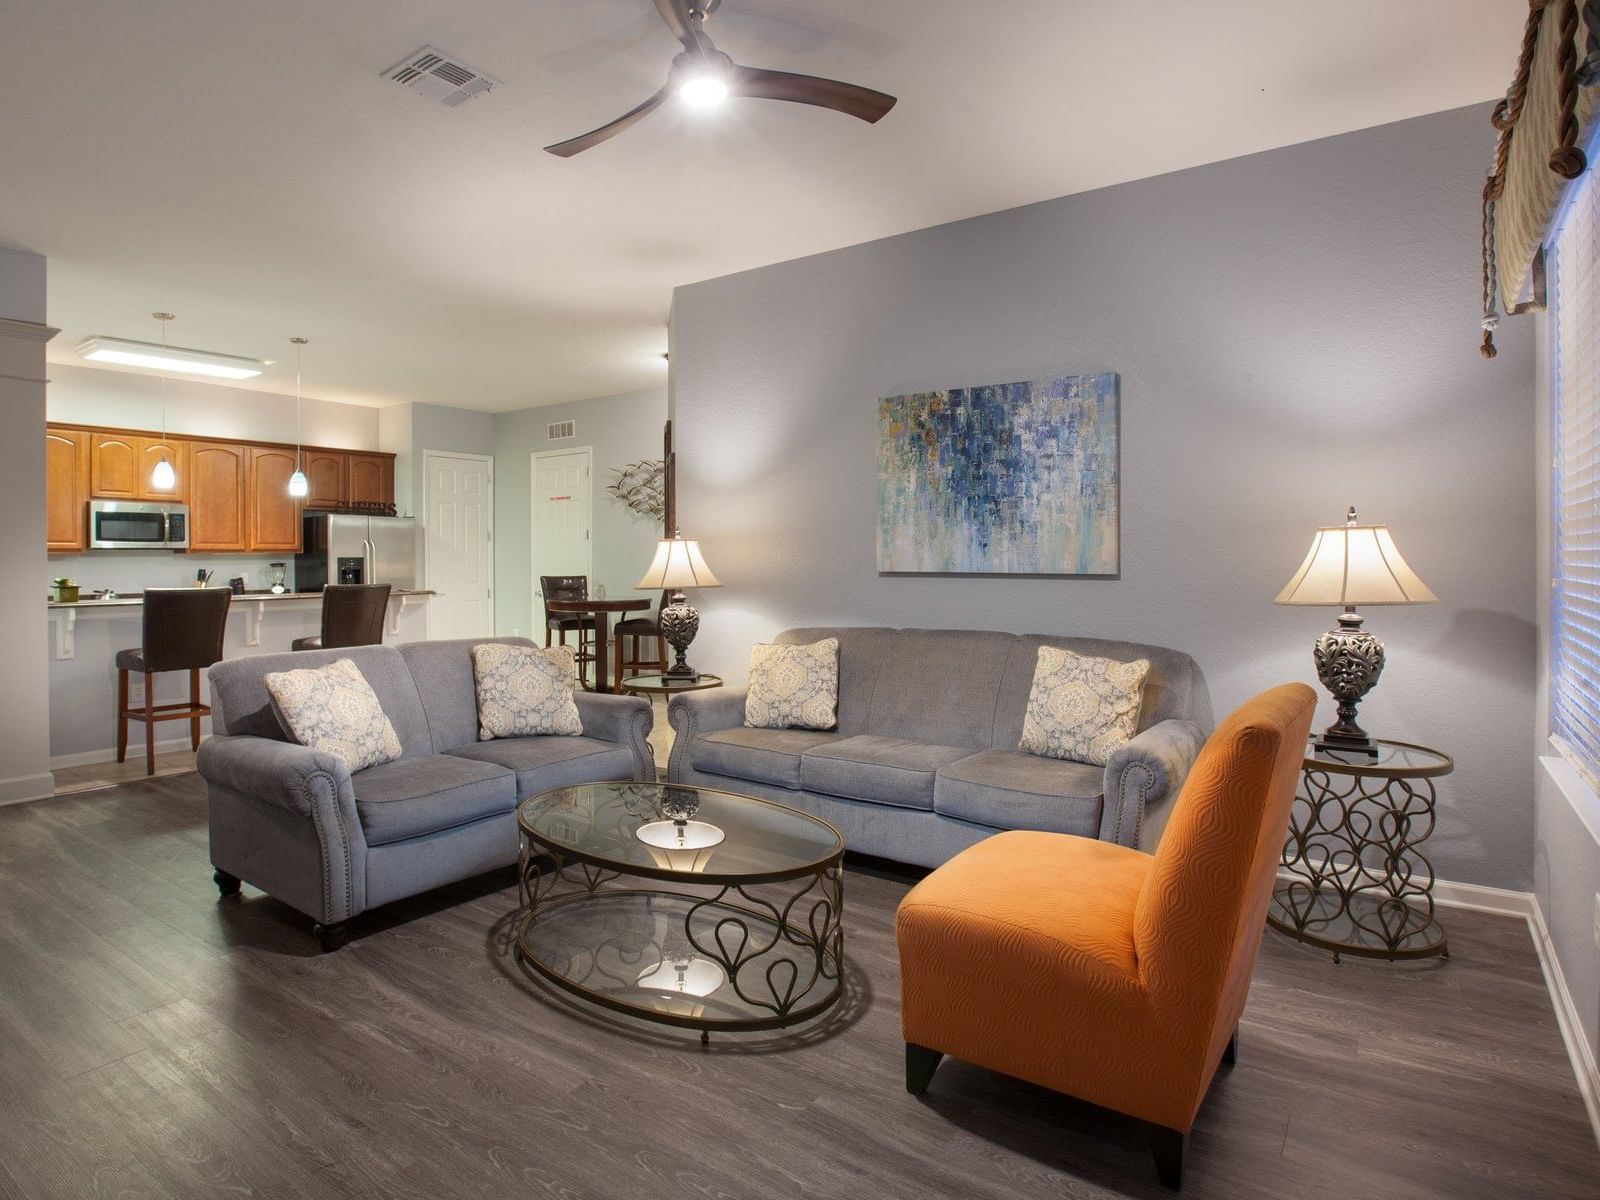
127;677;144;705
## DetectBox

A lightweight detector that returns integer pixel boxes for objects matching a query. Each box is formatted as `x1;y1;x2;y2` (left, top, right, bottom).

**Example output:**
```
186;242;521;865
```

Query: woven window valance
1482;0;1600;358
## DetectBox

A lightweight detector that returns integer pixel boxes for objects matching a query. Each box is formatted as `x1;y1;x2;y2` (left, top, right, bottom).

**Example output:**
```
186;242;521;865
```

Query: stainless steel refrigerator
296;513;417;591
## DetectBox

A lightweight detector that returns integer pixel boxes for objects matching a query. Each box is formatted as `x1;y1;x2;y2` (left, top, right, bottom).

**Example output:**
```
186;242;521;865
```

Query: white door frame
422;449;496;638
530;447;593;616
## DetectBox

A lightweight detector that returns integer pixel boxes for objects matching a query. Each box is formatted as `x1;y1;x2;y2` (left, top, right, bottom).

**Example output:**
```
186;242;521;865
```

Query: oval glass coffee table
515;781;845;1041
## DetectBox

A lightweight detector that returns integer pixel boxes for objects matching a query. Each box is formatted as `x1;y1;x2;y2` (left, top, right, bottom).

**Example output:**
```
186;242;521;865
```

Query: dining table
544;597;651;693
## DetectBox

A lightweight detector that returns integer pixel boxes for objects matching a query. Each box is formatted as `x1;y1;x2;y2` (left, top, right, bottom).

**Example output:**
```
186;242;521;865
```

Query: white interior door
424;451;494;640
531;449;592;624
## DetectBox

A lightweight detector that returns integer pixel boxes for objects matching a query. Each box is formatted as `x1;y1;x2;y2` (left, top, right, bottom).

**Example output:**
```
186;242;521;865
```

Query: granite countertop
48;589;436;609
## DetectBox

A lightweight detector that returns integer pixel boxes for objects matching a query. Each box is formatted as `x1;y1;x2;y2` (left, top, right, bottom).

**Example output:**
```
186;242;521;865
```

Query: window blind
1552;161;1600;785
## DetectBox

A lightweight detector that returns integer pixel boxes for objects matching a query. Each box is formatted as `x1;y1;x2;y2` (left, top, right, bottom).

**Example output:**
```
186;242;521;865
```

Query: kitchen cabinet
303;449;347;509
347;453;393;506
45;428;90;552
89;433;140;498
137;437;188;501
246;446;303;552
188;441;248;552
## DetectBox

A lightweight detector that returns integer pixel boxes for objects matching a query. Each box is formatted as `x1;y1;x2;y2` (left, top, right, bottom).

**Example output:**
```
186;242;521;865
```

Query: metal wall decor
607;459;666;520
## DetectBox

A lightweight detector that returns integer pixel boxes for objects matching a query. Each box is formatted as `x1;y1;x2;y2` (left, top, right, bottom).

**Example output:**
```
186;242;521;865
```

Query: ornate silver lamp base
658;590;702;679
1312;608;1384;756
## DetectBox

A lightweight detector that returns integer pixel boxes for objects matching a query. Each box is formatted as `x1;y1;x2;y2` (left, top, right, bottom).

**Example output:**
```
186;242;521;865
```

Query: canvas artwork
876;372;1119;575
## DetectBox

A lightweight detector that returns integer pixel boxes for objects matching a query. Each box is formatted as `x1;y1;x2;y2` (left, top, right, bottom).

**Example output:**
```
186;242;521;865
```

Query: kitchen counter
47;588;437;764
48;588;436;608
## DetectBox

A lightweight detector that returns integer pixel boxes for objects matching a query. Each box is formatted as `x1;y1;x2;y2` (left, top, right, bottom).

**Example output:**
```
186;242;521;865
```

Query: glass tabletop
620;673;724;693
1303;739;1452;779
518;781;844;883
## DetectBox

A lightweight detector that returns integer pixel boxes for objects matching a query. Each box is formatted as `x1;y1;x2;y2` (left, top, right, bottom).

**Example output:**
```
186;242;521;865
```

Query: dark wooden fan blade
730;64;896;123
544;87;671;157
652;0;698;48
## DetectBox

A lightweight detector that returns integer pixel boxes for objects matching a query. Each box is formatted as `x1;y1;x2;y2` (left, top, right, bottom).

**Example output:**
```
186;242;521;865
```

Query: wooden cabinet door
303;449;347;510
188;442;248;552
247;446;303;552
45;428;90;552
136;437;188;502
347;453;394;505
89;433;139;498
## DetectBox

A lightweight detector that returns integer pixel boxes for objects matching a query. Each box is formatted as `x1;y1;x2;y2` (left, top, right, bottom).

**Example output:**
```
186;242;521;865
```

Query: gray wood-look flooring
0;773;1595;1200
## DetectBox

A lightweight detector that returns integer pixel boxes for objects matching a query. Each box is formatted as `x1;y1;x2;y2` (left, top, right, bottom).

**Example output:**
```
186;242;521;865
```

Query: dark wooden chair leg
189;669;202;750
116;669;129;763
1144;1123;1186;1190
143;670;156;775
313;921;350;953
213;869;242;897
1223;1026;1238;1067
905;1043;944;1096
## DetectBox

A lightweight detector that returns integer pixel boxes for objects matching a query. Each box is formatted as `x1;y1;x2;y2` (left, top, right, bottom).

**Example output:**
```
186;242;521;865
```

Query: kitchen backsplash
46;552;297;596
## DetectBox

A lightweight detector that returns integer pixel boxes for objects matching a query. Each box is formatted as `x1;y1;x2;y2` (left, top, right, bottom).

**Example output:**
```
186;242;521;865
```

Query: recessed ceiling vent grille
547;420;576;441
384;46;499;108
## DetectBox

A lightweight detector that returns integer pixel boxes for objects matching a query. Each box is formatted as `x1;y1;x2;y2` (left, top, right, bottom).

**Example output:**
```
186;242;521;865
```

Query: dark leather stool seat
541;575;597;687
292;584;391;652
613;593;668;690
116;587;232;775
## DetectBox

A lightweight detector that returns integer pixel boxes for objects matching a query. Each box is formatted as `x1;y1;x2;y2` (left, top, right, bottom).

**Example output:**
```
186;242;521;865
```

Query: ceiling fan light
679;73;728;107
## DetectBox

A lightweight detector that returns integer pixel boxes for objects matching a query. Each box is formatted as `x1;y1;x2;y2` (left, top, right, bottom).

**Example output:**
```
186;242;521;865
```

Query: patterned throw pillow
265;657;403;774
745;638;840;731
471;643;583;740
1018;646;1150;767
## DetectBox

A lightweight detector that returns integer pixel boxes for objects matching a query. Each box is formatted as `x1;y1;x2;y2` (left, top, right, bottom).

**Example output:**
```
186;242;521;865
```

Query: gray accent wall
493;387;668;639
669;103;1537;891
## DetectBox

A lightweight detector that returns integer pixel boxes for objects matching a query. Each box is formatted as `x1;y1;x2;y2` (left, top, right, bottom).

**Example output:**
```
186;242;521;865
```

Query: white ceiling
1;0;1518;412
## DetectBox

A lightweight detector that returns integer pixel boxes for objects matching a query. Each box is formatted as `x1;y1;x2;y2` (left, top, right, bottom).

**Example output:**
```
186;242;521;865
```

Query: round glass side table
1266;739;1454;963
619;673;724;695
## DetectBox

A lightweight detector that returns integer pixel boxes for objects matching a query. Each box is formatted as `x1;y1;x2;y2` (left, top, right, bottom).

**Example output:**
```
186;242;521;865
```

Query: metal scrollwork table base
1266;739;1454;963
514;782;845;1042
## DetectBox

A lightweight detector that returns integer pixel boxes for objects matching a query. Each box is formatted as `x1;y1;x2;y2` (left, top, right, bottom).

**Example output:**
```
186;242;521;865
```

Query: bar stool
541;574;597;687
116;587;232;775
613;592;668;691
292;583;392;651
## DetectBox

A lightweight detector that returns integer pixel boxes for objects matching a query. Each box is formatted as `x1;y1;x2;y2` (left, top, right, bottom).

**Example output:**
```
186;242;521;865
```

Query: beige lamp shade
1274;509;1437;607
637;536;722;590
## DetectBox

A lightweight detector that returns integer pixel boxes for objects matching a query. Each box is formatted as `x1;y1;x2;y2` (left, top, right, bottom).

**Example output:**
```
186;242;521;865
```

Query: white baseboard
0;771;59;807
49;736;194;770
1527;895;1600;1147
1430;878;1536;918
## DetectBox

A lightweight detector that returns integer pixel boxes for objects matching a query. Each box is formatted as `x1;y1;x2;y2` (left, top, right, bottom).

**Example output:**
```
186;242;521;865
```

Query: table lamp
636;531;722;680
1274;507;1437;756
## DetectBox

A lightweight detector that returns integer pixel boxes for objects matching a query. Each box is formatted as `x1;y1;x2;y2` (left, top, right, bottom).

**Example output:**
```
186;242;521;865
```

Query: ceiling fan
544;0;897;157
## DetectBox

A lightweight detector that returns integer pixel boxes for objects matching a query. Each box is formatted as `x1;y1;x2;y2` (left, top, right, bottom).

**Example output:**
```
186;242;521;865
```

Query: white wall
48;362;380;449
0;246;57;803
670;104;1536;892
493;387;669;638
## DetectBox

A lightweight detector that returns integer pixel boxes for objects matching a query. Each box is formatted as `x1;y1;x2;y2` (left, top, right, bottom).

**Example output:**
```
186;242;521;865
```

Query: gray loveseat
198;637;654;949
667;627;1211;868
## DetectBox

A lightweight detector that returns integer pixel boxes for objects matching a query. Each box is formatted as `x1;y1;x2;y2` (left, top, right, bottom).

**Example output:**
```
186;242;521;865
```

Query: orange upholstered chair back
1132;683;1315;1064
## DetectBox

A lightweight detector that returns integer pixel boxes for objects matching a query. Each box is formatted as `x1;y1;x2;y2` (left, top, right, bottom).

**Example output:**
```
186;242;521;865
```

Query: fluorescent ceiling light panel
75;335;271;380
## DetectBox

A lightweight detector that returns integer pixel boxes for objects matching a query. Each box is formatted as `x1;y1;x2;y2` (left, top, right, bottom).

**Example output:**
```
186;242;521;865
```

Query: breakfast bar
47;589;434;764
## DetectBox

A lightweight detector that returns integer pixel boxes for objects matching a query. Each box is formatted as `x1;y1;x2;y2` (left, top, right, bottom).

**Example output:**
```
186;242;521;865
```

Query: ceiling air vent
547;420;576;441
383;46;499;108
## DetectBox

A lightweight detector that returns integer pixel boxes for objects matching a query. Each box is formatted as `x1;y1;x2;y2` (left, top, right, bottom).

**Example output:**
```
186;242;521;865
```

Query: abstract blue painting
876;372;1119;575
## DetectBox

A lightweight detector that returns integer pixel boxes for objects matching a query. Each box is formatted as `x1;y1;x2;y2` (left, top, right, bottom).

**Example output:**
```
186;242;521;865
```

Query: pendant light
149;312;177;492
287;337;309;498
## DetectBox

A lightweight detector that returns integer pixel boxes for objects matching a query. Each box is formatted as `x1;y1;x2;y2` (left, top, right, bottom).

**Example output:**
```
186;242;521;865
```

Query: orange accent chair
895;683;1315;1189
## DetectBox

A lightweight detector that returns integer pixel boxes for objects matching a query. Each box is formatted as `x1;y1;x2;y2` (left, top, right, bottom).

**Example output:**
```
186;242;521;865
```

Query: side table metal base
1268;883;1447;963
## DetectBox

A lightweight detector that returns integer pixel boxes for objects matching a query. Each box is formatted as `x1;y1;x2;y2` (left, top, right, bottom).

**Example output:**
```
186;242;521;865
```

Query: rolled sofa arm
1099;718;1207;850
197;734;367;924
574;691;656;780
666;687;749;782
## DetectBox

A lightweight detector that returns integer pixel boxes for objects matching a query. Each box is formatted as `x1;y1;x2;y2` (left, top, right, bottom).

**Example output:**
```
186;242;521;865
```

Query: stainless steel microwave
87;500;190;550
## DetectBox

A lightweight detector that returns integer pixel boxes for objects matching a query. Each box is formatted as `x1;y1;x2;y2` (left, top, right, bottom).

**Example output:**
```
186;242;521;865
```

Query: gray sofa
668;627;1211;869
198;637;654;949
